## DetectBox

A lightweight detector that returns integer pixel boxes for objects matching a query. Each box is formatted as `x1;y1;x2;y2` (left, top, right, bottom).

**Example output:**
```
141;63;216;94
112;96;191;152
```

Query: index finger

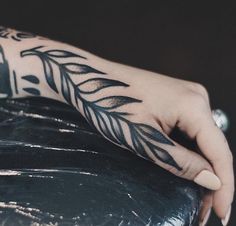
195;114;234;219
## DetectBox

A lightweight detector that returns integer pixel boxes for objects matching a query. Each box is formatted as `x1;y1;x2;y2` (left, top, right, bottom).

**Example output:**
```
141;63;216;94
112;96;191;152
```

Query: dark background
0;1;235;225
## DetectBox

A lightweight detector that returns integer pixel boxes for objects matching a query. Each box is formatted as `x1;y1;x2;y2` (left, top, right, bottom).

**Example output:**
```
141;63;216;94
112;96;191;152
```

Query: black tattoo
0;26;37;41
22;87;40;96
22;74;41;96
21;46;181;170
0;45;12;97
13;71;18;94
22;75;40;84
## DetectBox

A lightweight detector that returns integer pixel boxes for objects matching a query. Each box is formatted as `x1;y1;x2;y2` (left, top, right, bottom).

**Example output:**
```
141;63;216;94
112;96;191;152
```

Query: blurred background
0;1;235;225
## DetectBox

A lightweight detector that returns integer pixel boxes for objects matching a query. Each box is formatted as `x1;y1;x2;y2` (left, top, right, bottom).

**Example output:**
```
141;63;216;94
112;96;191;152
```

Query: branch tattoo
0;31;182;170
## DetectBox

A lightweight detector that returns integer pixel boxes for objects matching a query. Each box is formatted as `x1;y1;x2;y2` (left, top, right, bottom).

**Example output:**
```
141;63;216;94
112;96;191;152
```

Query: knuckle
167;162;191;179
166;165;181;176
190;82;209;98
178;92;210;136
167;152;209;180
178;82;210;115
177;158;196;178
165;159;190;178
186;92;208;111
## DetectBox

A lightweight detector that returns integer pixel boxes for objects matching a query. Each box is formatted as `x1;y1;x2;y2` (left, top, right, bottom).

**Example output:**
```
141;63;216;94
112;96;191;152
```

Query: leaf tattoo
0;26;37;41
22;75;40;84
21;46;182;170
23;87;40;96
45;50;86;59
63;63;105;74
22;74;40;96
77;78;129;94
43;57;58;93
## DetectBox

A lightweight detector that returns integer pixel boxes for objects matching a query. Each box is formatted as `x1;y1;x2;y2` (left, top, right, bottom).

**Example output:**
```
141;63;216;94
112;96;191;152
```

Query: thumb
140;130;221;191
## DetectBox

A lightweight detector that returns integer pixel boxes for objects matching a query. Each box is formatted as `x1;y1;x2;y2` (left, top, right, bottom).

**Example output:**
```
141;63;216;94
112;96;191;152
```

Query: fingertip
213;187;233;220
221;205;231;226
199;193;213;224
193;170;222;190
199;208;211;226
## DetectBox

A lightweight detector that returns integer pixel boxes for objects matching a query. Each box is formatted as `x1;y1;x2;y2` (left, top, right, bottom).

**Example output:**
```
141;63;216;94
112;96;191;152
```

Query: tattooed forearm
0;44;40;97
20;46;181;170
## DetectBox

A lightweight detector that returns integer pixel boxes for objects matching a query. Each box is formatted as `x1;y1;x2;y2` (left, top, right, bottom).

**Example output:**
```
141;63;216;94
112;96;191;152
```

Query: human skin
0;27;234;225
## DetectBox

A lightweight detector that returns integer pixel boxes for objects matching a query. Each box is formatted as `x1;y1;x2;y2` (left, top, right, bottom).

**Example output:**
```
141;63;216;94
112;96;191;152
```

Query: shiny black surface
0;98;200;225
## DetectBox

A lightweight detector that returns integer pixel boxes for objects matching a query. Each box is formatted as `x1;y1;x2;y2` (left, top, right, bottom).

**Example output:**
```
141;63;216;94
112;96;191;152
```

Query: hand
99;63;234;225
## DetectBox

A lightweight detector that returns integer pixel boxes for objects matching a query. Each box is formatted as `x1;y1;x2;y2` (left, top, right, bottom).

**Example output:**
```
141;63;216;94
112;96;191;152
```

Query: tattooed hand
0;28;234;225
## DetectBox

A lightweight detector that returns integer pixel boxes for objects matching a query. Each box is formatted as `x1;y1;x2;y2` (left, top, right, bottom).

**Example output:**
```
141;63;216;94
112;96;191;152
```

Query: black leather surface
0;98;200;225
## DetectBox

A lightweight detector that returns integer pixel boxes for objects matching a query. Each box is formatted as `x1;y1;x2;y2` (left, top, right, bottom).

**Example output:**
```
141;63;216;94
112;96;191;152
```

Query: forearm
0;27;118;100
0;27;149;112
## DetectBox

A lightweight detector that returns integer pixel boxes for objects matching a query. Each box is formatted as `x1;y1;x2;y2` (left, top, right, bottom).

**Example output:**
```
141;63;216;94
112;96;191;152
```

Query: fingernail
221;205;231;226
199;208;211;226
194;170;221;190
